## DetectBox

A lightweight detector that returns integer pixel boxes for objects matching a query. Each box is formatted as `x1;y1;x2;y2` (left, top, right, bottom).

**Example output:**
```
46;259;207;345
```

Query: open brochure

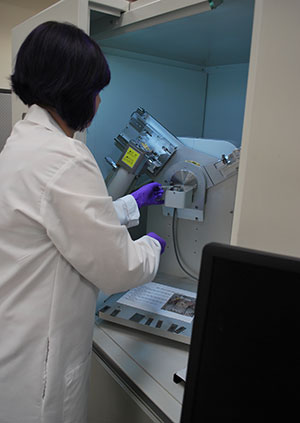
117;282;196;323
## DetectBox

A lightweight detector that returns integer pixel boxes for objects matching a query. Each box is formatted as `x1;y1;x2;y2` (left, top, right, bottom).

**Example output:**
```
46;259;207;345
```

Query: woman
0;21;165;423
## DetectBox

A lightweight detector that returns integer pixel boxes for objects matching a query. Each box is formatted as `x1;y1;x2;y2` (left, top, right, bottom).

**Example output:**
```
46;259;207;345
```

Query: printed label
121;147;140;168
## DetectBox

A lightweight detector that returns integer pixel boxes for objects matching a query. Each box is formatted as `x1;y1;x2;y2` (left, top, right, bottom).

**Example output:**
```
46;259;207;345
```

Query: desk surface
93;318;189;422
93;274;196;422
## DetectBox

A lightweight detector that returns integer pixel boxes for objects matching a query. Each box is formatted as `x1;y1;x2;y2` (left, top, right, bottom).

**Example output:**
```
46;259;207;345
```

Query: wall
0;0;58;89
203;63;249;147
87;51;207;179
231;0;300;258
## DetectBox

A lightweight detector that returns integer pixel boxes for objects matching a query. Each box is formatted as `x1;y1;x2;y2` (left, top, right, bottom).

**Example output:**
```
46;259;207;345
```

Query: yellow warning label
121;147;140;168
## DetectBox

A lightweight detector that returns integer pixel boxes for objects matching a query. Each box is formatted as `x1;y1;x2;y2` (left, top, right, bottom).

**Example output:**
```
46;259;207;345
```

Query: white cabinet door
96;0;219;40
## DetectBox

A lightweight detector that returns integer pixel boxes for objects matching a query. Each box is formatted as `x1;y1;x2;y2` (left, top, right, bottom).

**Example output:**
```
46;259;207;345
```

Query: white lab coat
0;105;161;423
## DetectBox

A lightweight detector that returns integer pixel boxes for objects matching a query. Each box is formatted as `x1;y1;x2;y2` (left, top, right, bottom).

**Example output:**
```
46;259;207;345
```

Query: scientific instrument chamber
99;107;240;343
107;107;239;275
84;0;250;345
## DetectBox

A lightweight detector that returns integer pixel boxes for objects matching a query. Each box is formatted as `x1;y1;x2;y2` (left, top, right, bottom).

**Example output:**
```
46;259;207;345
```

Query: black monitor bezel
180;242;300;422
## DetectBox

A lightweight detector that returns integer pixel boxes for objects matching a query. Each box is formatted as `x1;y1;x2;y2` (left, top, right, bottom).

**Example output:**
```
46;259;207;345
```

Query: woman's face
95;93;101;114
87;94;101;128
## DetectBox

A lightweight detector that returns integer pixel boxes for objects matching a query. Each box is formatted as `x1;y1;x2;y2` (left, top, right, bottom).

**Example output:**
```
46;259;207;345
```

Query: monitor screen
181;242;300;422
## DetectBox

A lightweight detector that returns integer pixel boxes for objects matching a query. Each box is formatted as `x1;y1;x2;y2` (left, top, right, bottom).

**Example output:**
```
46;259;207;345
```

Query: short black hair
11;21;111;131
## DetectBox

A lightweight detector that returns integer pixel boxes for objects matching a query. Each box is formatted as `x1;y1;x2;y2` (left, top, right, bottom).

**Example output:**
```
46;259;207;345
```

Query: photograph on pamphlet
161;293;195;317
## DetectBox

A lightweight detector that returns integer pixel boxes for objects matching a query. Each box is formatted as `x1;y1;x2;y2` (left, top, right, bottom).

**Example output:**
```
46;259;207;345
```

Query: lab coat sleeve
113;195;140;228
40;155;161;295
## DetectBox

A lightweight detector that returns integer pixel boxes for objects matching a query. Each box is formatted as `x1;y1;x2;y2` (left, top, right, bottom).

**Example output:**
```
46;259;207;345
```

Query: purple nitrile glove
131;182;164;208
147;232;166;254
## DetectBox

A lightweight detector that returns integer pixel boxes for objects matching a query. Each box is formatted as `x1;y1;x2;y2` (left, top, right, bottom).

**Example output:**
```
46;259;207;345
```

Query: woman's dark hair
11;21;111;131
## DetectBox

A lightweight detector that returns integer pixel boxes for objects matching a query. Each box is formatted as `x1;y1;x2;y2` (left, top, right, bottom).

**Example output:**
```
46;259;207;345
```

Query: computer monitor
181;242;300;422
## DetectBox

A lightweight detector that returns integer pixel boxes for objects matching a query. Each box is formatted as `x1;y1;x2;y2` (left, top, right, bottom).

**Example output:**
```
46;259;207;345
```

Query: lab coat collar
24;104;69;137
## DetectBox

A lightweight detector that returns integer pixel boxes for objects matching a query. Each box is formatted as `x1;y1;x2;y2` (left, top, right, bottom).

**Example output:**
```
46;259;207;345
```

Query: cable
172;208;198;281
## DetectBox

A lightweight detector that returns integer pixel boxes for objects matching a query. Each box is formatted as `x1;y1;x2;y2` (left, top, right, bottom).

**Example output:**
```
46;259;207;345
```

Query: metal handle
105;156;118;170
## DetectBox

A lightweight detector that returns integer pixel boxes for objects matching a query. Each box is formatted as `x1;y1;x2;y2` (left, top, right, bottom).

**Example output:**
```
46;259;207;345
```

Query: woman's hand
131;182;164;208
